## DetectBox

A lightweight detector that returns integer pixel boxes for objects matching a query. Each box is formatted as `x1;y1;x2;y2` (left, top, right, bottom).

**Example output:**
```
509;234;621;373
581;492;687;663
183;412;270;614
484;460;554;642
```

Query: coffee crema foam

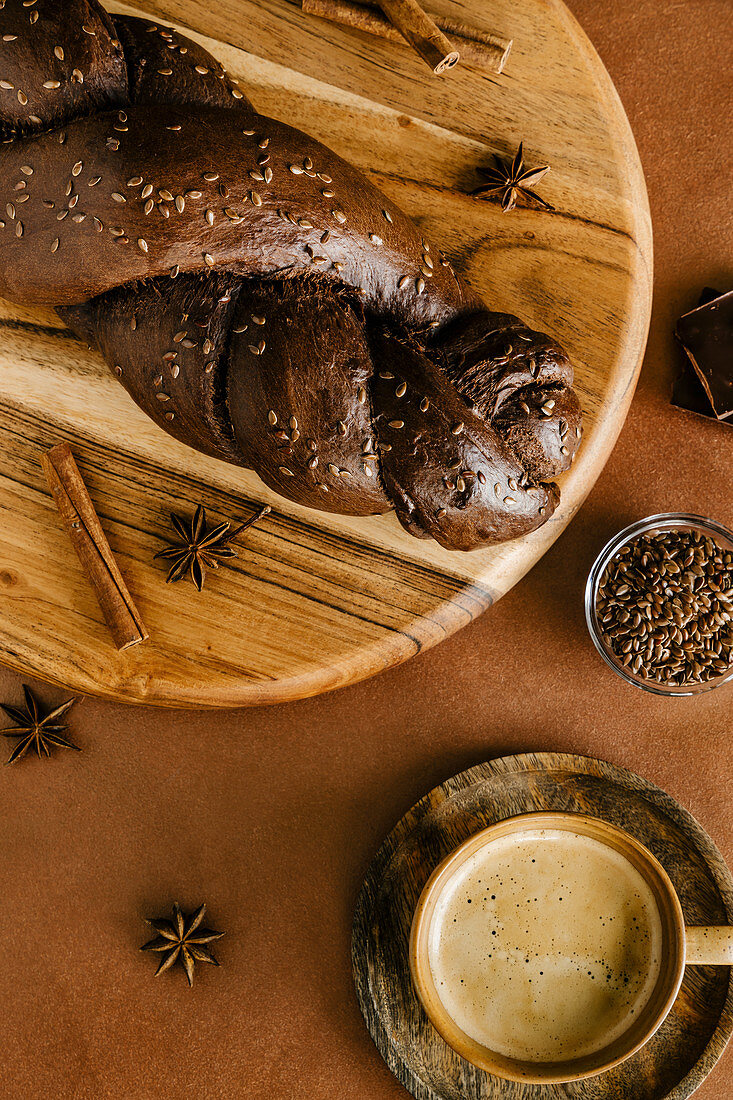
427;829;663;1062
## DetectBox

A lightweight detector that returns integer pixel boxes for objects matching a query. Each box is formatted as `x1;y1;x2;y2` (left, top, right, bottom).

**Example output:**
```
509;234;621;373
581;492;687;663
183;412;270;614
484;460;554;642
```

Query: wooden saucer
352;753;733;1099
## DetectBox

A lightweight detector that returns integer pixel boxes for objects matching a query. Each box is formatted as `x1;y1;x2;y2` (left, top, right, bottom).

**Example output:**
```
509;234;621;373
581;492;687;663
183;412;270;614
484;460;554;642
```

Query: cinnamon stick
377;0;459;74
41;443;148;651
300;0;511;75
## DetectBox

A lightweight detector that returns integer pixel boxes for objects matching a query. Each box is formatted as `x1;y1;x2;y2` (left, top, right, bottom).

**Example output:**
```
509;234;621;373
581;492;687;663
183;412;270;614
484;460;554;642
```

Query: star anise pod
141;902;224;986
154;502;270;591
471;142;554;213
1;684;79;765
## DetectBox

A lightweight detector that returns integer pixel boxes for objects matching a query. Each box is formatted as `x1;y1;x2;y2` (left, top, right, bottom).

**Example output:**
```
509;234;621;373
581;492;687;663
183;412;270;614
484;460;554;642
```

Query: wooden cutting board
0;0;652;707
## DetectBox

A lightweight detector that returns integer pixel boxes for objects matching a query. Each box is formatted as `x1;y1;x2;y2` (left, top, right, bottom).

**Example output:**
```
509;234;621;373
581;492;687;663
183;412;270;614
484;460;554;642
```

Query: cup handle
685;927;733;965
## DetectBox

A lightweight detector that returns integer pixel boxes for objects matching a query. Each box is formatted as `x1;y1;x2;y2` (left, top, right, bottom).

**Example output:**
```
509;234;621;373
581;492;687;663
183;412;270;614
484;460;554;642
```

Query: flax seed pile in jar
596;528;733;688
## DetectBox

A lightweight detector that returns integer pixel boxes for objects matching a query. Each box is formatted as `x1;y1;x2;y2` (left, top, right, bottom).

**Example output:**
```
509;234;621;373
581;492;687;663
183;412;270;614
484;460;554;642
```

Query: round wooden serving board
0;0;652;706
352;753;733;1100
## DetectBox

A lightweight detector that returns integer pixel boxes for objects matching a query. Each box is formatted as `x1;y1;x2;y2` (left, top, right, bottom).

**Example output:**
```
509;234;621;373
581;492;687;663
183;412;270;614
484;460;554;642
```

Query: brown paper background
0;1;731;1096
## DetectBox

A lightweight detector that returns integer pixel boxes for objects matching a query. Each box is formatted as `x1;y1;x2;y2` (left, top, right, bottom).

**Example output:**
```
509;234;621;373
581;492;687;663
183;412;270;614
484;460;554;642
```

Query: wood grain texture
0;0;652;706
352;753;733;1100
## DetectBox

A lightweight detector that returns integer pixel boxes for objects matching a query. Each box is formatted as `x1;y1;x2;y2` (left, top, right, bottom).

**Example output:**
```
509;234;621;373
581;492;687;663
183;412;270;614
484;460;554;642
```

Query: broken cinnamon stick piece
377;0;459;73
301;0;511;74
41;442;148;651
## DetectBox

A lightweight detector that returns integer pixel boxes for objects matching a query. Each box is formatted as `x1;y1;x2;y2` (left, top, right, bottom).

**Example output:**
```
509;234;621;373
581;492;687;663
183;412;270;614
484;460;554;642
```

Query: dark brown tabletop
0;1;731;1097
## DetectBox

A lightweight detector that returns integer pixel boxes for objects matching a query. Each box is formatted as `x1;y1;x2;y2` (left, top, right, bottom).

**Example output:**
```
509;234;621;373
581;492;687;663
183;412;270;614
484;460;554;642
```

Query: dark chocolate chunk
697;286;725;307
673;289;733;422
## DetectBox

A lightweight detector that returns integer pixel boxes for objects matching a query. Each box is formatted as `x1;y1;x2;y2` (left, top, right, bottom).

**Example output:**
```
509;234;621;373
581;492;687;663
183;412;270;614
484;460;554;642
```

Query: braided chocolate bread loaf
0;0;582;551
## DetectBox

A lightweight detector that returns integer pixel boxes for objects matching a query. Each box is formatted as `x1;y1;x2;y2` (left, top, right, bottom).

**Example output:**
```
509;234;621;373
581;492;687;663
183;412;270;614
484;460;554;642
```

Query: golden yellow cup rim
408;811;687;1084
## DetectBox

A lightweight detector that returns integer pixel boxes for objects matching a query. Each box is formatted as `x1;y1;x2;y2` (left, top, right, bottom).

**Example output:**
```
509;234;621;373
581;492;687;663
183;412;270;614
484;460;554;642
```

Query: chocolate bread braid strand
0;0;582;550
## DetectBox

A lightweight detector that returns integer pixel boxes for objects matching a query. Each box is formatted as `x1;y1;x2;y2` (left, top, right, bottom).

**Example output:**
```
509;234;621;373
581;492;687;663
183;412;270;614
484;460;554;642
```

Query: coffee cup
409;812;733;1084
